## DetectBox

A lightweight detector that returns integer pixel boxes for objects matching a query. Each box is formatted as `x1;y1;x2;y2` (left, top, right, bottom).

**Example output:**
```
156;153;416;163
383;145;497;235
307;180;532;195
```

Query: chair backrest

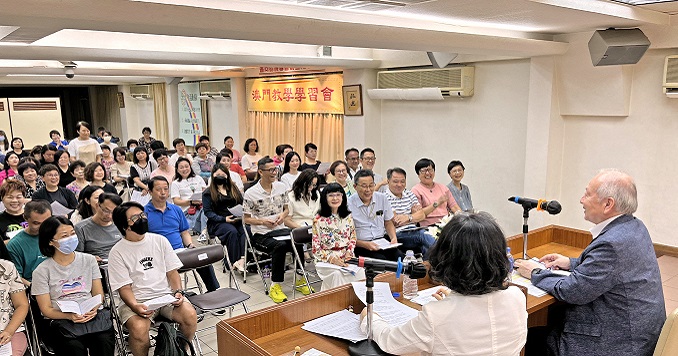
176;245;225;271
654;307;678;356
291;226;313;244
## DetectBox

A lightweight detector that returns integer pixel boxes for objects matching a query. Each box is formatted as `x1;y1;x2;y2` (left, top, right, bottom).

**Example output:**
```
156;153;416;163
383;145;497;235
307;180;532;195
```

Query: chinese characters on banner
177;82;203;145
246;74;344;114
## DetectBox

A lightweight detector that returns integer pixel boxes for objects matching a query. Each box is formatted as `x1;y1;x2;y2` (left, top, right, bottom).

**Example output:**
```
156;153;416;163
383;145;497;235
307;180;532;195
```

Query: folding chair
290;226;322;298
242;223;272;293
175;245;250;355
24;293;47;356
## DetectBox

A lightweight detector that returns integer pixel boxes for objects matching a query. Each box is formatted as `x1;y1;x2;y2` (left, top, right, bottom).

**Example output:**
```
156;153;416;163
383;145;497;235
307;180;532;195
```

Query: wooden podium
217;225;592;356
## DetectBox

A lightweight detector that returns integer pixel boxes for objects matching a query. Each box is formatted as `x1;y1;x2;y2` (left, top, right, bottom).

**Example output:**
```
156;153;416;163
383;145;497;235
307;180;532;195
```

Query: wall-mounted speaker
588;28;650;66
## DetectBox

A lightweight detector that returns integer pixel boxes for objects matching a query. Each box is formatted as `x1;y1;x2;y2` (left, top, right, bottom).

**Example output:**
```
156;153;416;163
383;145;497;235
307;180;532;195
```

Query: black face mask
213;176;229;186
130;217;148;235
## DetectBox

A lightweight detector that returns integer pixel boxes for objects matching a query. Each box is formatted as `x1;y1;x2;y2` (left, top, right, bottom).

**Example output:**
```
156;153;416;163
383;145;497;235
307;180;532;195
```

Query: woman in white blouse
240;138;262;173
280;151;301;190
284;169;320;229
360;212;528;356
170;157;206;233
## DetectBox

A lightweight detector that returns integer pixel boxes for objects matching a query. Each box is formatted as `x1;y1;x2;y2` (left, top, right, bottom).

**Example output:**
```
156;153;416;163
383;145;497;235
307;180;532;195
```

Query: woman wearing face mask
99;131;117;150
280;151;302;190
31;216;115;356
0;130;9;155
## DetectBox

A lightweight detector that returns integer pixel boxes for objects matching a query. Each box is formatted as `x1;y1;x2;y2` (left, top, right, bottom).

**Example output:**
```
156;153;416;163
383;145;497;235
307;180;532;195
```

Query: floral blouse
312;213;357;263
18;176;45;199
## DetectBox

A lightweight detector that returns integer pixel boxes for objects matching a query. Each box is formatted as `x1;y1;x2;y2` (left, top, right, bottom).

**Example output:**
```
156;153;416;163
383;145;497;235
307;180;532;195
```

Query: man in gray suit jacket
516;169;665;356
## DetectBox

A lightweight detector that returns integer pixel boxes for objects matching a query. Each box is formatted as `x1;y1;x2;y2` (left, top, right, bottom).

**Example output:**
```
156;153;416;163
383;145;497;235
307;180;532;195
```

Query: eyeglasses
334;169;347;174
127;212;147;224
361;157;376;162
44;173;59;178
261;167;278;174
327;193;343;199
357;183;376;190
450;169;464;174
419;168;435;174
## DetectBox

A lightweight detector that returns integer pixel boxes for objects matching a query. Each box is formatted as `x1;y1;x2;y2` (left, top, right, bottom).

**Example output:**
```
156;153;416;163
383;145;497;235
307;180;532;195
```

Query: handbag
50;308;113;338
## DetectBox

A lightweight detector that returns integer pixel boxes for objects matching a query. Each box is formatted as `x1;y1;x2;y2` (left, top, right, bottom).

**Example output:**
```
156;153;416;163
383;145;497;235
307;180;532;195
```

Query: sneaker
295;277;314;295
198;229;208;243
211;309;227;316
269;284;288;303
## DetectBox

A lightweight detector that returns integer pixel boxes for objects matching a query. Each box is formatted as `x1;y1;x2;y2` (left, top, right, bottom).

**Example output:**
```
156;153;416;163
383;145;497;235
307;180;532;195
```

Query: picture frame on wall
342;84;363;116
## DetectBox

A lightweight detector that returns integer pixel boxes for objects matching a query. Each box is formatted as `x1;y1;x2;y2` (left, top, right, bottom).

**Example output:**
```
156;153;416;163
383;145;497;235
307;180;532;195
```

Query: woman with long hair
0;152;20;185
359;212;527;355
171;157;206;233
280;151;301;190
71;185;103;225
202;164;246;271
284;169;320;229
0;130;9;154
54;150;74;187
311;182;364;291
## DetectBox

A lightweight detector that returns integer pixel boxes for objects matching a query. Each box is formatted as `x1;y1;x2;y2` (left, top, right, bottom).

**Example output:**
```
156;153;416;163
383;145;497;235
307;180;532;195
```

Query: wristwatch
432;202;439;208
172;289;186;296
408;214;413;223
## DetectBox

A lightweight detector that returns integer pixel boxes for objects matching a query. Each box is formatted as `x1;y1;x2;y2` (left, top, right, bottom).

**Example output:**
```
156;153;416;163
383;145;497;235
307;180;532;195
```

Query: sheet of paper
301;348;331;356
315;262;362;276
0;202;5;213
130;190;151;206
143;294;178;311
301;309;366;343
510;272;548;297
0;342;11;356
316;162;331;175
272;235;291;241
78;294;102;314
50;201;73;216
529;257;572;277
189;191;203;201
6;229;21;239
410;285;444;306
56;294;102;314
372;239;402;250
351;282;418;326
229;204;244;217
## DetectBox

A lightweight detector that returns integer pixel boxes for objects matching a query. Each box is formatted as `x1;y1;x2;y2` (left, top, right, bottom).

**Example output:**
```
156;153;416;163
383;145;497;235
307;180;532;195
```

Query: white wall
119;85;154;143
207;99;236;148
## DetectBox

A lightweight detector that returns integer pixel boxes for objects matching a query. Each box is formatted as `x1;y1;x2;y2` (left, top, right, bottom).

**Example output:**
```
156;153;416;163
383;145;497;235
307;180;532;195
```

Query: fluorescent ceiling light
612;0;678;5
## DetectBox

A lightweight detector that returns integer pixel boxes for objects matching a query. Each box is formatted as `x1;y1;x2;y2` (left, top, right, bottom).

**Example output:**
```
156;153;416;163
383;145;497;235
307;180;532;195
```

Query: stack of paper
130;190;151;206
301;309;366;343
510;272;547;297
351;282;418;327
410;285;444;306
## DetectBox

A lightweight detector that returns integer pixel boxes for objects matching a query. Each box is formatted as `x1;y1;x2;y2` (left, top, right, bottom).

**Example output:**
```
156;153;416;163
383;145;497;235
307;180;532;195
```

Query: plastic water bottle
402;250;418;299
506;247;515;281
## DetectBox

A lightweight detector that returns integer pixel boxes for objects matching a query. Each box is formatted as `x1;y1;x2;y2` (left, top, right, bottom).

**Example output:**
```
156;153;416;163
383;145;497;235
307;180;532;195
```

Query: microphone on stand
348;256;427;279
508;196;562;215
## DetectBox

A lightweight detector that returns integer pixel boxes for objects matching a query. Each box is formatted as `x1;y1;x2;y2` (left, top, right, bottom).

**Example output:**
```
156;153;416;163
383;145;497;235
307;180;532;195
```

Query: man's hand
273;215;284;226
359;308;381;322
171;292;184;306
514;259;544;279
262;219;276;229
131;303;154;318
392;214;409;227
540;253;571;270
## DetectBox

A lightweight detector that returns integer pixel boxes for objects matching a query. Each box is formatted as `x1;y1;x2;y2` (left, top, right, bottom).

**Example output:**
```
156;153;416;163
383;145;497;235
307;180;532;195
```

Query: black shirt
32;186;78;210
0;211;24;241
58;167;75;187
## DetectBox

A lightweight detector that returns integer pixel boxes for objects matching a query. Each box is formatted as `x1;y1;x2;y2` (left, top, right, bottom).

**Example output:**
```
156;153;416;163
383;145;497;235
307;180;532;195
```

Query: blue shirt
144;202;189;250
347;192;394;241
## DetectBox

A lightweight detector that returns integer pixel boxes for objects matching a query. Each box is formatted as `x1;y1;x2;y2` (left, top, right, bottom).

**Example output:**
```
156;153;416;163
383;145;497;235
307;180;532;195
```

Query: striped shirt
384;189;420;231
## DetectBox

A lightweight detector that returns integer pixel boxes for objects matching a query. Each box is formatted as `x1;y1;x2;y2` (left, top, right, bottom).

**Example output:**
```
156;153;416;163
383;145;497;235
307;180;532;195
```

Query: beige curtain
152;83;169;145
246;111;344;163
91;86;122;137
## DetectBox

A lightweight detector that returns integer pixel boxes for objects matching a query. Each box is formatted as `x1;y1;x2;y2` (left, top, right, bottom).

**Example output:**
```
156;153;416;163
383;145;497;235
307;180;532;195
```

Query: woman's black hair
53;150;70;165
17;162;38;178
142;127;152;135
76;185;103;220
29;145;42;157
41;144;58;155
84;162;106;182
0;130;9;151
243;138;259;153
11;137;23;150
68;160;86;174
447;160;465;173
38;216;74;257
113;147;127;163
3;152;19;175
132;146;148;164
174;157;196;181
415;158;435;175
126;139;138;149
292;169;319;202
318;183;350;219
282;151;301;175
428;212;509;296
76;121;92;133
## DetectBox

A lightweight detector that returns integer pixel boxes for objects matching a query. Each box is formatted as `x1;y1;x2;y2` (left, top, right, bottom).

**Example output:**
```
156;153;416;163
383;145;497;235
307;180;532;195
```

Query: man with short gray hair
515;169;665;356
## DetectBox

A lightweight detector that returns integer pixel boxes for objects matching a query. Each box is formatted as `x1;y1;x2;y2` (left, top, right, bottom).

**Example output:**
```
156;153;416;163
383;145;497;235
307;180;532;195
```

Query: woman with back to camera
312;182;365;291
359;212;527;355
284;169;320;229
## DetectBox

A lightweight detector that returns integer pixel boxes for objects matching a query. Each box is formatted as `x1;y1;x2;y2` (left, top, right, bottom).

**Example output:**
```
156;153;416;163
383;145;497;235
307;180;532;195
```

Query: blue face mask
55;235;79;254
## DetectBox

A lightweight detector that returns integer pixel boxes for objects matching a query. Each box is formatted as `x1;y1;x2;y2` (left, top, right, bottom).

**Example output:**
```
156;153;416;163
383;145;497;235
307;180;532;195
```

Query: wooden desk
217;225;592;356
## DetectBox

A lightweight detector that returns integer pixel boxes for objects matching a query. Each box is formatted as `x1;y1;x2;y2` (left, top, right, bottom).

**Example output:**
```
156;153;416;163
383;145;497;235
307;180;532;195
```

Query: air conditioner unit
200;80;231;99
130;85;152;100
369;67;475;100
663;56;678;98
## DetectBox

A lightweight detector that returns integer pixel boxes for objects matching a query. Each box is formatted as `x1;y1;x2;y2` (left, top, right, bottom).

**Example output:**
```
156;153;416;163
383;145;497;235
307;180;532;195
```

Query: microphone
348;256;427;279
508;196;562;215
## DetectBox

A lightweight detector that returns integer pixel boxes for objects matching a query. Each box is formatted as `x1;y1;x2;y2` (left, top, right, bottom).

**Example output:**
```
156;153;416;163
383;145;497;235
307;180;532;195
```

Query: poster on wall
246;74;344;114
178;82;203;145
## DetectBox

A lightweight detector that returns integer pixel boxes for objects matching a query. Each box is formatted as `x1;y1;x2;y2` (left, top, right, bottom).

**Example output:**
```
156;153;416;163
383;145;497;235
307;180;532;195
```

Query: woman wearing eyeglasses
411;158;460;227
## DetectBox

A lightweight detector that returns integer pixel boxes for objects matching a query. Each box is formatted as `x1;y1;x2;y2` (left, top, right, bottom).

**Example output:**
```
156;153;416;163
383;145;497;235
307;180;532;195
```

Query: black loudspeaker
588;28;650;66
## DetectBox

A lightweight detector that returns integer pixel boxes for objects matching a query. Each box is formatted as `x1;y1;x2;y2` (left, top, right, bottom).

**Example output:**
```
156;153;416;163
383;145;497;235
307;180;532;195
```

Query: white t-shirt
68;138;102;164
107;232;183;301
244;181;289;235
286;190;319;227
170;176;207;212
280;172;300;190
207;170;244;192
241;154;262;171
168;153;193;169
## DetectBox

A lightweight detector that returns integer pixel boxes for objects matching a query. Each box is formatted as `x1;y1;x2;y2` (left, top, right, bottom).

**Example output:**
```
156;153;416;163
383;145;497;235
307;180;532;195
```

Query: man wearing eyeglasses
243;156;309;303
75;192;123;262
360;148;388;192
347;169;403;262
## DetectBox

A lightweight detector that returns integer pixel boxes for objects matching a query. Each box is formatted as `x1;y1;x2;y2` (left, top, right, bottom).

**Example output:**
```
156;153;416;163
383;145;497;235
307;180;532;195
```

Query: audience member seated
9;138;27;159
125;139;138;161
70;186;103;225
347;170;403;262
147;141;165;166
0;152;19;185
101;131;118;150
68;121;102;164
344;148;360;180
447;160;473;212
273;144;293;167
137;127;155;150
214;150;244;192
329;160;355;197
130;146;157;195
168;138;193;168
0;180;27;242
30;145;44;163
109;202;197;356
99;145;115;180
312;183;365;291
223;136;241;165
171;157;206;233
48;130;68;151
110;147;132;199
203;164;246;271
32;216;115;356
241;138;262;173
0;258;29;356
411;158;460;227
198;135;219;160
360;212;527;355
75;192;123;261
144;177;220;293
8;200;52;285
17;162;44;200
280;151;302;190
220;147;246;183
192;143;215;182
243;157;309;303
0;130;6;155
359;148;387;192
34;164;78;211
384;167;444;258
150;149;175;183
65;160;89;199
284;169;320;229
84;162;116;195
300;143;321;172
54;150;74;188
40;144;58;166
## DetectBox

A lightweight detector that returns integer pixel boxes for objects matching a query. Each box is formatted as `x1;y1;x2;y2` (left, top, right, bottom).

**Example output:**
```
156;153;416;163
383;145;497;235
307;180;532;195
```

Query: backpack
153;321;196;356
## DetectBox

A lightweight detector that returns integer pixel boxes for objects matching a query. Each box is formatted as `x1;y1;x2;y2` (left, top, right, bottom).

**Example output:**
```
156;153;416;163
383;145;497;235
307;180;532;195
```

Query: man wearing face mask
7;200;52;286
108;202;197;356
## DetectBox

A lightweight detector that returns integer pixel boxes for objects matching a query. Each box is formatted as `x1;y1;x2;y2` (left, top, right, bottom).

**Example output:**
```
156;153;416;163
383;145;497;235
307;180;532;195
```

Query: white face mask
104;136;111;143
0;136;5;142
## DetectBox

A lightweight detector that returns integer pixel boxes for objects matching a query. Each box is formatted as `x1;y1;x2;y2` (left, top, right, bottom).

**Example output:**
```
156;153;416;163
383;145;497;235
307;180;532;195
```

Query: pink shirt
231;149;242;165
0;169;17;186
411;182;458;227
